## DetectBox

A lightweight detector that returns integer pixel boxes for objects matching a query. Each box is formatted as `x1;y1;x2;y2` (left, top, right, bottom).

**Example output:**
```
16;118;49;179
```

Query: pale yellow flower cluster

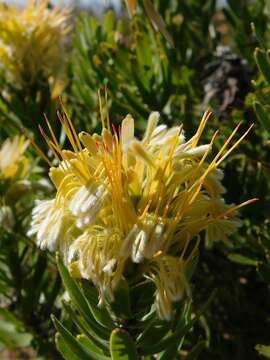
0;135;30;232
0;135;29;181
0;0;71;94
28;110;252;320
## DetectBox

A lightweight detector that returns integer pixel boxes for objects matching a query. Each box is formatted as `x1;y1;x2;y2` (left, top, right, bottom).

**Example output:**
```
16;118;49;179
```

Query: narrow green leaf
55;333;82;360
256;344;270;359
251;23;264;49
159;341;179;360
77;334;106;355
62;300;109;351
141;292;215;355
103;10;115;43
254;48;270;84
82;282;114;328
136;320;171;346
56;254;110;339
52;315;109;360
57;254;90;318
52;316;92;359
158;302;194;359
228;253;258;266
110;328;138;360
143;0;174;47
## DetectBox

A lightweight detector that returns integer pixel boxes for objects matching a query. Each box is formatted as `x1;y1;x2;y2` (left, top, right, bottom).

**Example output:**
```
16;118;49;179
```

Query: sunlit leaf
256;344;270;359
110;328;138;360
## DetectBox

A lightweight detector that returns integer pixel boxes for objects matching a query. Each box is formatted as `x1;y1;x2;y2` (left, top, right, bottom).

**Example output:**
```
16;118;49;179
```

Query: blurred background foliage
69;0;218;133
1;0;270;358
